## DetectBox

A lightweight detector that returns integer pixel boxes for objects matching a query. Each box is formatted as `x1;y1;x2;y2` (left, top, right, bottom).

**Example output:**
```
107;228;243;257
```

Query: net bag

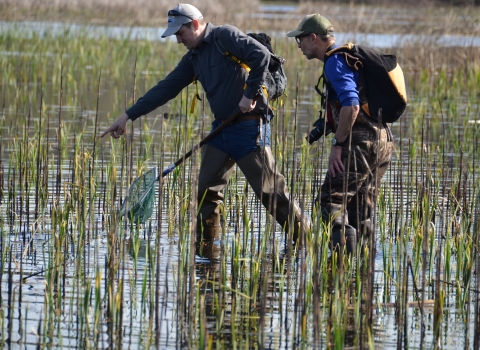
120;168;157;224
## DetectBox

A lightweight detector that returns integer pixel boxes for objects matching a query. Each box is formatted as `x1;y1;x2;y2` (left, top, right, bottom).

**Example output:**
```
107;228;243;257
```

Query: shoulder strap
213;28;272;99
325;43;362;71
214;29;250;71
315;70;335;132
325;43;373;119
325;43;355;59
190;75;202;114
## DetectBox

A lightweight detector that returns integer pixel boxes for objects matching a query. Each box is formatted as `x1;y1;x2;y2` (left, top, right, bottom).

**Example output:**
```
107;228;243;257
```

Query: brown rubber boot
358;219;374;238
196;212;220;242
195;240;221;261
236;147;310;242
331;224;357;255
196;213;221;261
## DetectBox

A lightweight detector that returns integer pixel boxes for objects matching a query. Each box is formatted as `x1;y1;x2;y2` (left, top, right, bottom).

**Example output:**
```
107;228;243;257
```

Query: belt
221;114;267;124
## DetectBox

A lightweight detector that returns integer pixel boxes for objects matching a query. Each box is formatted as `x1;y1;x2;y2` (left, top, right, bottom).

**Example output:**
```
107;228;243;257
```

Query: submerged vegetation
1;2;480;349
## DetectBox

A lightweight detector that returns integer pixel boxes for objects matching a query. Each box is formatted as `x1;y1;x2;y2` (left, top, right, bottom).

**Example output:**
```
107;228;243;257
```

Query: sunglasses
168;9;194;20
295;32;313;45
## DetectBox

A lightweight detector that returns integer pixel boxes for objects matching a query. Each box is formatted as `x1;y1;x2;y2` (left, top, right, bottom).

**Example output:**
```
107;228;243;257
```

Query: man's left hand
329;146;344;177
238;96;256;113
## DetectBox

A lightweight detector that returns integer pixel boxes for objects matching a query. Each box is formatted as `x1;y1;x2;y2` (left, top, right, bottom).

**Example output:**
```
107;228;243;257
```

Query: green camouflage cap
287;14;333;37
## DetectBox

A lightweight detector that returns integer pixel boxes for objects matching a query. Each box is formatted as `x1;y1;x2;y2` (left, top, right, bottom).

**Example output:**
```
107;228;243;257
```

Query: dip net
120;168;157;224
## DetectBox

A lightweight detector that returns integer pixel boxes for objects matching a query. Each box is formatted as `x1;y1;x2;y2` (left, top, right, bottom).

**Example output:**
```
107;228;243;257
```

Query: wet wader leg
197;145;236;242
348;129;394;240
317;171;357;255
318;166;352;226
318;151;364;255
236;147;309;242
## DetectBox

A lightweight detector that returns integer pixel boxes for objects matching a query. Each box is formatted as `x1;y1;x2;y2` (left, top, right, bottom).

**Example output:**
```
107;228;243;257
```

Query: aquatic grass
2;14;480;349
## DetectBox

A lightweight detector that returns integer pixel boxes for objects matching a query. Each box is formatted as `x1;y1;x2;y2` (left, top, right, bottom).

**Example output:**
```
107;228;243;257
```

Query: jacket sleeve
126;53;195;121
215;25;270;100
325;56;359;107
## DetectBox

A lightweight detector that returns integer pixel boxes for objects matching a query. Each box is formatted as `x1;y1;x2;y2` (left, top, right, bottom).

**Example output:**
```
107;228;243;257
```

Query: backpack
323;43;407;123
214;31;287;102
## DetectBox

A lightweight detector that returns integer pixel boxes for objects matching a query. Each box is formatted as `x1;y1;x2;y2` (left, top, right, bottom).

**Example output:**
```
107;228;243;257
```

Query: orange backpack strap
189;75;202;114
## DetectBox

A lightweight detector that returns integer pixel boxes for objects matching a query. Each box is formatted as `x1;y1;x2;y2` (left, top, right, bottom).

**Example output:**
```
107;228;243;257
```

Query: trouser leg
197;145;236;241
347;129;394;239
237;146;309;242
318;163;362;255
318;126;394;253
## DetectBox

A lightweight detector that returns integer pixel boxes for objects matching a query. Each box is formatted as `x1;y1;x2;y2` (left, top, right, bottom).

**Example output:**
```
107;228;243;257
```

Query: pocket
353;140;375;173
256;122;271;147
235;121;271;148
235;120;260;146
208;53;236;89
234;120;260;137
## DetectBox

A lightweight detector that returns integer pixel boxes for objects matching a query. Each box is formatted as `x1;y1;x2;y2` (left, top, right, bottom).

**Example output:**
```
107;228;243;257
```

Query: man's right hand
101;113;130;139
328;145;344;177
238;95;256;113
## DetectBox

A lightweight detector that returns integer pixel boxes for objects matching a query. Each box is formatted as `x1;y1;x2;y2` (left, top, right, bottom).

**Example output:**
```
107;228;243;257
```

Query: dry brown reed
397;46;480;71
1;0;479;37
297;2;480;35
0;0;260;27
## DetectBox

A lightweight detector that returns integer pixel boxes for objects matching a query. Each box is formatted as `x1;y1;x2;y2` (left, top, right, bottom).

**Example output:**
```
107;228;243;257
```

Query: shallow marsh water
1;6;480;350
2;20;480;48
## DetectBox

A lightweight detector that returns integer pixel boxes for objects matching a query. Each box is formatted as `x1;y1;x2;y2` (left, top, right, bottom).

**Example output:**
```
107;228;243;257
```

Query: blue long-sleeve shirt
324;46;360;107
126;23;270;121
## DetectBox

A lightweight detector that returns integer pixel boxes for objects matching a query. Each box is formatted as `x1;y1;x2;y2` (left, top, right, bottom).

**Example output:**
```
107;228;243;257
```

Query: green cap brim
286;29;305;38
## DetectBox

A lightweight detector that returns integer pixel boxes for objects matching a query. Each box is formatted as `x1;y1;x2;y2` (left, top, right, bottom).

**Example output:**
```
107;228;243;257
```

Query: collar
190;22;216;54
327;44;337;52
323;43;338;62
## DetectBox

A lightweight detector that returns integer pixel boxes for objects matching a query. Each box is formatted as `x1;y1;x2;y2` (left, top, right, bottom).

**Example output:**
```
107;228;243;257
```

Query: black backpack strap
315;73;326;101
314;69;331;128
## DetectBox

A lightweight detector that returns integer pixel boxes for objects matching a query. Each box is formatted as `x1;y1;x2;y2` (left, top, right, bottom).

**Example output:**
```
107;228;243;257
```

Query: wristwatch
331;137;347;147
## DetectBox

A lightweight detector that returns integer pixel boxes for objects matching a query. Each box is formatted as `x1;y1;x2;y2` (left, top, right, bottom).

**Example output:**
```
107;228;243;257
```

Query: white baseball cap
161;4;203;38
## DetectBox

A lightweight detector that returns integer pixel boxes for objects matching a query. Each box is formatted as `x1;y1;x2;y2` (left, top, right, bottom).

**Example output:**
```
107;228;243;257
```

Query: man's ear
192;19;199;30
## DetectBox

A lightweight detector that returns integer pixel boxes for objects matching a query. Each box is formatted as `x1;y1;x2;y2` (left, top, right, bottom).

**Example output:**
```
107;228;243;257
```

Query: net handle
121;97;260;219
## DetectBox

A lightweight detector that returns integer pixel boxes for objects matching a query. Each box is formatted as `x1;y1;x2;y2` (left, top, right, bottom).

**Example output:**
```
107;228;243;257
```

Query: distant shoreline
2;20;479;49
0;2;479;36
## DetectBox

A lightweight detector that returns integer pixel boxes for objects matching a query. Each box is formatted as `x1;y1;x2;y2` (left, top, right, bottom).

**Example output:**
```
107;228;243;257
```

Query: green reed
1;18;480;349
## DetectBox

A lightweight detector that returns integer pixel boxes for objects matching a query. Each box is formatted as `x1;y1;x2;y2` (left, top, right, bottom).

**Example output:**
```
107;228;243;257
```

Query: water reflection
1;193;477;349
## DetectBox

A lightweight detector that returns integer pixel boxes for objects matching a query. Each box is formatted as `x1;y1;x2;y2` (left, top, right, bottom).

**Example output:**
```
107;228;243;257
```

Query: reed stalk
1;14;480;348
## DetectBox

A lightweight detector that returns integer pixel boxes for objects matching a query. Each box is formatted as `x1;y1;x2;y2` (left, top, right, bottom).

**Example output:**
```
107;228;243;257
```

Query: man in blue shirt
287;14;394;254
102;4;309;256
